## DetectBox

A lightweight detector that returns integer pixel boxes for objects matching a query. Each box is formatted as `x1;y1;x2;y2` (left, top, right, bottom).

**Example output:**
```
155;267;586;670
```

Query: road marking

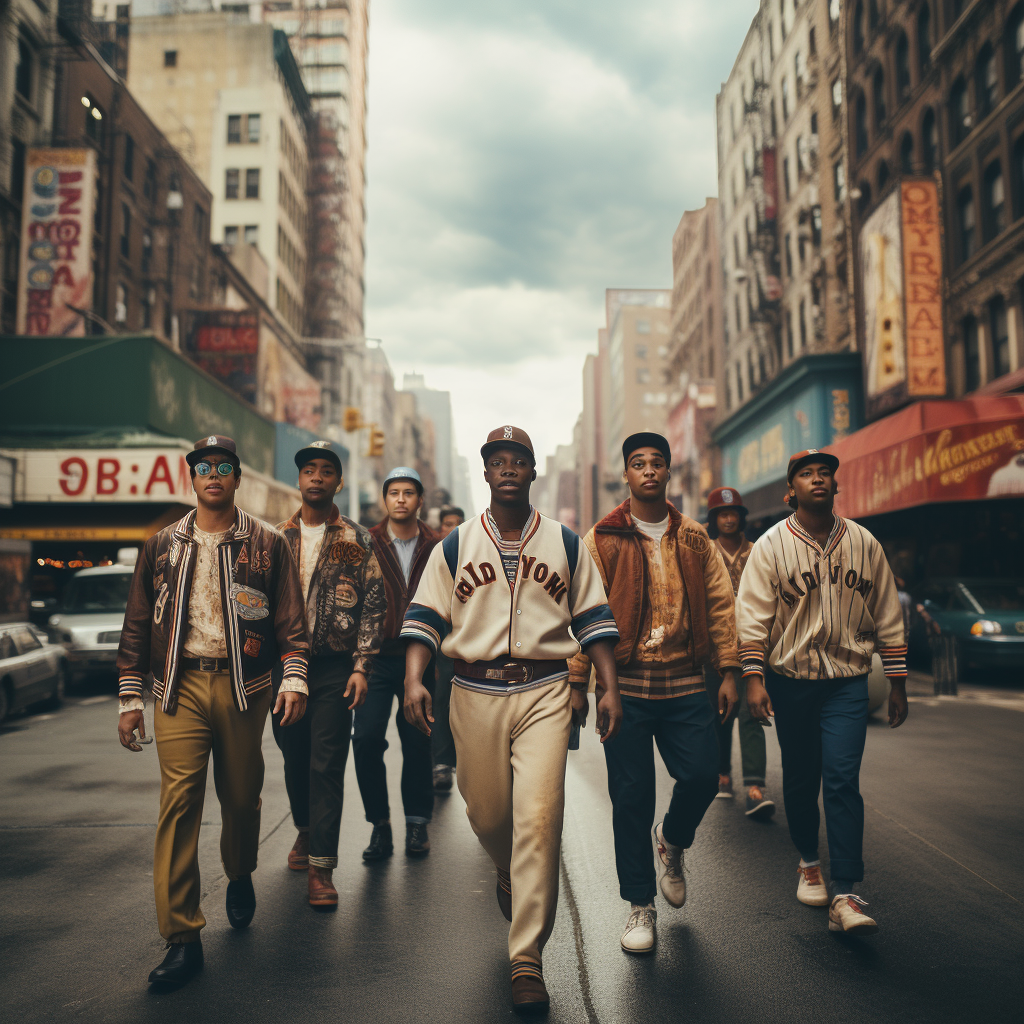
869;804;1020;904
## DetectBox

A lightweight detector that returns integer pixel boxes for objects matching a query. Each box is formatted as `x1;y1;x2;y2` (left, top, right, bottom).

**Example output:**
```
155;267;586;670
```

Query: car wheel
0;681;10;726
44;665;66;711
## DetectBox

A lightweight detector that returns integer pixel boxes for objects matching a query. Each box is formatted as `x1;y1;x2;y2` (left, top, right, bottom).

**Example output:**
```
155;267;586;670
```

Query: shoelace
799;865;824;886
656;838;684;879
628;905;656;929
834;893;870;911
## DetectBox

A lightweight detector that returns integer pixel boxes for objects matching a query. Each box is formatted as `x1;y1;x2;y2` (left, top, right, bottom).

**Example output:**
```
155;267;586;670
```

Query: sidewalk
906;669;1024;712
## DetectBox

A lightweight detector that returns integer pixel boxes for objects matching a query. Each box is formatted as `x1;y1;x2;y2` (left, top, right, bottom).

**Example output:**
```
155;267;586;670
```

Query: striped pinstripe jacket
117;508;309;713
736;515;907;681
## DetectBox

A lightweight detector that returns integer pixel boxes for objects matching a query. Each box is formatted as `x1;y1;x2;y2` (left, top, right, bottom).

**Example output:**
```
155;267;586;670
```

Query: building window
11;139;26;203
636;367;651;384
832;78;842;120
975;45;998;120
896;33;911;101
115;283;128;323
244;224;258;246
964;316;981;392
83;94;104;142
990;298;1010;379
144;159;157;201
245;169;260;199
917;4;932;75
227;115;242;144
922;107;938;172
795;52;804;97
949;77;969;147
120;203;131;258
247;113;261;144
829;0;841;32
958;186;976;262
142;288;153;329
857;182;873;216
900;132;914;174
809;27;816;57
193;203;206;244
164;50;177;67
636;319;651;334
877;160;889;192
15;36;34;102
636;343;648;359
834;158;846;202
1008;2;1024;89
855;93;868;155
224;225;239;246
736;362;745;401
1015;136;1024;220
786;308;794;358
872;65;886;129
783;157;791;200
225;169;239;199
123;134;134;181
782;77;790;121
799;298;807;350
853;1;865;54
785;232;793;277
983;162;1006;240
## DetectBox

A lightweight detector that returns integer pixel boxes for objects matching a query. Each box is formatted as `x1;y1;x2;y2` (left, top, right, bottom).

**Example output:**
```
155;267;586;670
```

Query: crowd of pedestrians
115;426;909;1013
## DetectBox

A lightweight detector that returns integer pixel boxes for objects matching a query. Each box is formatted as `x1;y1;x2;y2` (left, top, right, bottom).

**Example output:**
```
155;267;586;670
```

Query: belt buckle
200;657;218;672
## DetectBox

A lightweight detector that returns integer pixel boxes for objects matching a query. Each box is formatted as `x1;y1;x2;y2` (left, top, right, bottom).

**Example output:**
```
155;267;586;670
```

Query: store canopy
827;396;1024;519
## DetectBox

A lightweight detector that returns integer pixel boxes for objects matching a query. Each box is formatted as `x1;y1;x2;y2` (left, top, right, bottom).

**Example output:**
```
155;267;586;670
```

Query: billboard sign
16;149;97;336
186;310;260;404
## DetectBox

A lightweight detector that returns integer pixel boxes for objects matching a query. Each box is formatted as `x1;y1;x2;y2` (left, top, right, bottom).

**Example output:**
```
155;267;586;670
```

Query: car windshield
62;573;132;614
955;582;1024;613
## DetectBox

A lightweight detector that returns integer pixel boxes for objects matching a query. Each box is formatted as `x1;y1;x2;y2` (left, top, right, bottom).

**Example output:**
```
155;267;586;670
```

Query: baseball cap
294;439;342;475
706;486;747;515
787;449;840;483
480;425;535;464
382;466;423;495
622;431;672;468
186;434;239;469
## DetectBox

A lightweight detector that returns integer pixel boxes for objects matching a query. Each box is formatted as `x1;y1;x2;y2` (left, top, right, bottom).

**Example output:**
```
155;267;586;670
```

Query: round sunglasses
195;461;236;477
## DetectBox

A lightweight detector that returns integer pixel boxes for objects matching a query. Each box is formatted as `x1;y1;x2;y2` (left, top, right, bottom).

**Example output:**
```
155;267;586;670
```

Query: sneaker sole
829;919;879;935
620;937;656;954
745;800;776;819
362;848;394;862
797;891;831;907
406;847;431;858
714;791;734;800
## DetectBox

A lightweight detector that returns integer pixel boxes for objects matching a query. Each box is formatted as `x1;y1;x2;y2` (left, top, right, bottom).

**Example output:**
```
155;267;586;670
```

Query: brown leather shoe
511;965;549;1015
288;831;309;871
308;866;338;909
496;868;512;922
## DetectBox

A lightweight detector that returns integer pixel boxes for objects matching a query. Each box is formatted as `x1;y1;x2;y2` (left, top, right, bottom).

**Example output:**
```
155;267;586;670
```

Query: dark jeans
603;691;719;905
271;654;354;869
765;669;869;882
353;652;434;824
705;666;767;786
431;653;457;768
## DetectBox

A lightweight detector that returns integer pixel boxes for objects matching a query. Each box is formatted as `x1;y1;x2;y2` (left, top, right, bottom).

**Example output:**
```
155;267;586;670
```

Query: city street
1;683;1021;1024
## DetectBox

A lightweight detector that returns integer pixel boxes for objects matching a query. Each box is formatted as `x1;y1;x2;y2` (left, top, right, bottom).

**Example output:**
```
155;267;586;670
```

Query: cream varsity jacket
401;509;619;667
736;514;907;681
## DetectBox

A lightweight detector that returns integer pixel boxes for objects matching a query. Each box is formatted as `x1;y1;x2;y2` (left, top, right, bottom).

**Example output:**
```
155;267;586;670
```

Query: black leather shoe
362;822;394;862
406;822;430;857
148;941;204;988
225;875;256;929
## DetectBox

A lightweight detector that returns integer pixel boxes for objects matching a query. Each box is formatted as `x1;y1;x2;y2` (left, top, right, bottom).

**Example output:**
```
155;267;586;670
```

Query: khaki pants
153;670;272;942
449;679;571;968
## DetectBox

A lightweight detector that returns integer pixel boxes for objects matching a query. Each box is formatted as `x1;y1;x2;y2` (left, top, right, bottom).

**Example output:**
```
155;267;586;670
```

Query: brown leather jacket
277;505;386;673
117;507;309;713
368;518;439;655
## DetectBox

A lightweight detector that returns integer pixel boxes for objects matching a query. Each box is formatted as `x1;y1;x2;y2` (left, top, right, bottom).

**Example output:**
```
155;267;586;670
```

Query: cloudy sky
364;0;759;509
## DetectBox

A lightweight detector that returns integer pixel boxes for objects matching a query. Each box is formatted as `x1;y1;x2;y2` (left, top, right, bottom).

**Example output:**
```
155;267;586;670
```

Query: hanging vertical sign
15;148;97;337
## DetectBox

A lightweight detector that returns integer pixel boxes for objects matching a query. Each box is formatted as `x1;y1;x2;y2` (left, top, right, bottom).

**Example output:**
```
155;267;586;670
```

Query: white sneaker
620;903;657;953
828;894;879;935
653;822;686;908
796;863;830;906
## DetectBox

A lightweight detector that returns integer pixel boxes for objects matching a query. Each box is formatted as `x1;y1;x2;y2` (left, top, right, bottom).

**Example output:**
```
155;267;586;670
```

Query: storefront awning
827;397;1024;519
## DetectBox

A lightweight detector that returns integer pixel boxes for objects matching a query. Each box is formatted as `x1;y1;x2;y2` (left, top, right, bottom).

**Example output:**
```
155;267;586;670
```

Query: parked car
0;623;67;724
912;579;1024;675
47;564;134;684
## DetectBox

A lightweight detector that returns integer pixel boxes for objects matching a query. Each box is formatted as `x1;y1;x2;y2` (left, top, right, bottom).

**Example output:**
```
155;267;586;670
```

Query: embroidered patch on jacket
169;540;182;567
153;585;170;625
244;636;261;658
230;583;270;619
335;583;358;609
327;540;364;566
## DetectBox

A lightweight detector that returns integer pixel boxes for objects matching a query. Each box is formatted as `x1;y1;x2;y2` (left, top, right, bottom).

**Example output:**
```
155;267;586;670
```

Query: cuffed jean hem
829;858;864;882
308;855;337;869
405;815;430;825
620;885;657;906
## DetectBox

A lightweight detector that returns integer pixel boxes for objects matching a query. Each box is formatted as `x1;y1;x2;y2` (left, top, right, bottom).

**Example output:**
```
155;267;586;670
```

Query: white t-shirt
632;515;668;543
299;519;327;602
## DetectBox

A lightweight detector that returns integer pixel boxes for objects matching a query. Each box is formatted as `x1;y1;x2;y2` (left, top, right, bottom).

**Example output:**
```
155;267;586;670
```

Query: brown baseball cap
787;448;839;483
481;425;535;464
187;434;239;468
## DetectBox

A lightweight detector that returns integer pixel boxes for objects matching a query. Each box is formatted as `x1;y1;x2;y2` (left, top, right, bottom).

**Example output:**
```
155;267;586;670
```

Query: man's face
385;481;422;522
299;458;341;507
715;508;742;535
624;448;669;502
484;448;534;505
440;513;463;537
192;458;239;511
788;462;837;512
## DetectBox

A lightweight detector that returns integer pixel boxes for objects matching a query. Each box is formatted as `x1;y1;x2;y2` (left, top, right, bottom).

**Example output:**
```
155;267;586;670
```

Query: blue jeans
765;670;869;882
603;691;719;905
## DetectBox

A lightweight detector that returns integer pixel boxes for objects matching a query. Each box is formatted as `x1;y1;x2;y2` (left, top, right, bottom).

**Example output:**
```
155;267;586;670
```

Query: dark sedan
0;623;67;725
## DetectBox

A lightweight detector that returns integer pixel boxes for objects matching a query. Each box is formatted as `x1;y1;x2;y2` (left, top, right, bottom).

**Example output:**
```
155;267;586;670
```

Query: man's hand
274;690;307;727
888;680;909;729
746;674;773;725
345;670;368;711
718;669;740;722
404;679;433;736
118;709;146;752
570;687;589;731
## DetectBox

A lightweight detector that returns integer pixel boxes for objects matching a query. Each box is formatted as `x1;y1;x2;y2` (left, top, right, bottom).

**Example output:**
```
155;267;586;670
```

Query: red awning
826;397;1024;519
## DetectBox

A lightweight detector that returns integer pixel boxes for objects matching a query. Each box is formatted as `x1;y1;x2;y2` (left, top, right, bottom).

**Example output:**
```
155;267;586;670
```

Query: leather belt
182;656;231;673
454;658;567;685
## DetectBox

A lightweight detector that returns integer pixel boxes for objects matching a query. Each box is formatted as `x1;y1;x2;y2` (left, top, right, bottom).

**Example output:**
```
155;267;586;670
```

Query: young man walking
705;486;774;819
432;505;465;793
738;450;909;935
116;436;308;989
357;467;439;859
273;441;386;907
569;433;740;954
402;426;622;1013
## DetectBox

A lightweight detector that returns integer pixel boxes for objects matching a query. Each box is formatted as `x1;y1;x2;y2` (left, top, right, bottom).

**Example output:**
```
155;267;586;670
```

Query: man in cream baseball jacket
737;450;909;936
401;425;622;1016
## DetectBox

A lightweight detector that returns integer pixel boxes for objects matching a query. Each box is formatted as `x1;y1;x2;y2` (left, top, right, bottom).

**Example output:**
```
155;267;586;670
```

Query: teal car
914;579;1024;675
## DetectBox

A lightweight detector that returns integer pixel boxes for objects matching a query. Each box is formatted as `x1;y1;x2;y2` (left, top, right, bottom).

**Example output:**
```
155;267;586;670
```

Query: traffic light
343;406;363;432
367;427;385;458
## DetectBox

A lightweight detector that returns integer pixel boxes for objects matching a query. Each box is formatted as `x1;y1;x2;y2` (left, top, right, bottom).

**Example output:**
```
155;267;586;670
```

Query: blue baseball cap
382;466;423;496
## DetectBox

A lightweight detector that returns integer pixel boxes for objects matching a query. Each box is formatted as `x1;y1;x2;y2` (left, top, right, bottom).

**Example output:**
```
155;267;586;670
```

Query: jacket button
515;642;521;648
516;609;521;615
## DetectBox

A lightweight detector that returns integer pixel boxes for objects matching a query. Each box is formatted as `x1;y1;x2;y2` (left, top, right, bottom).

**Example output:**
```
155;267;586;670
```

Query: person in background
357;468;439;859
273;441;385;908
705;486;774;820
432;505;465;792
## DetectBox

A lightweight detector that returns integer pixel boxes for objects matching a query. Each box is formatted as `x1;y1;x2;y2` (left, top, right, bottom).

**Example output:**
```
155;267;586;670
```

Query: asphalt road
1;681;1022;1024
